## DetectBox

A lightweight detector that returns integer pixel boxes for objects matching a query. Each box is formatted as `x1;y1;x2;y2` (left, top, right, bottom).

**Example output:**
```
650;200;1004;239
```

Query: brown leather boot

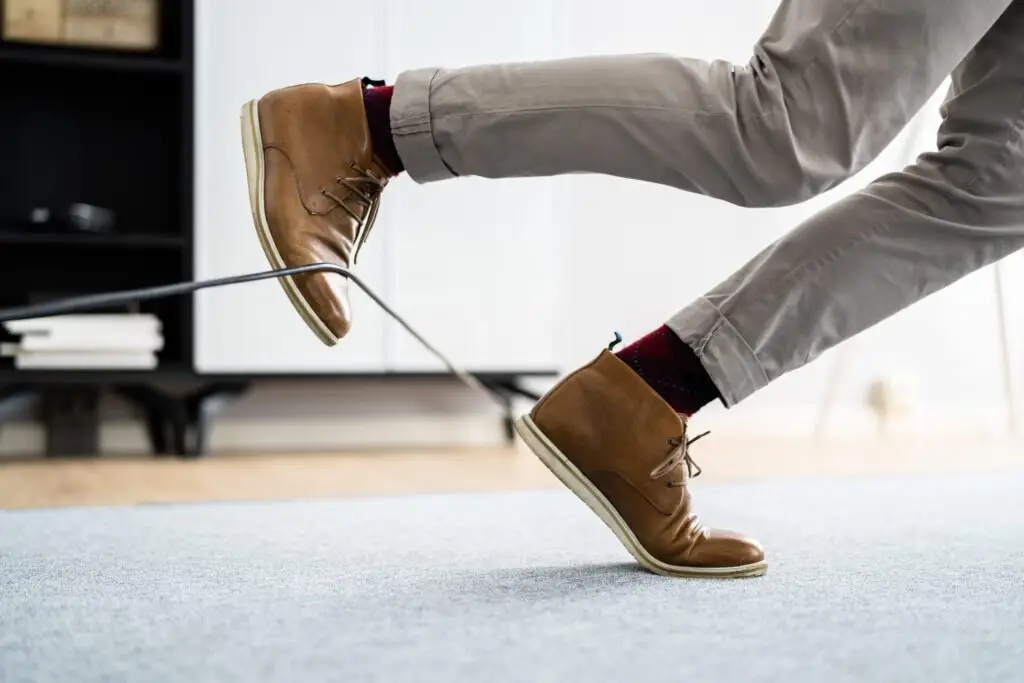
240;78;391;346
516;348;767;578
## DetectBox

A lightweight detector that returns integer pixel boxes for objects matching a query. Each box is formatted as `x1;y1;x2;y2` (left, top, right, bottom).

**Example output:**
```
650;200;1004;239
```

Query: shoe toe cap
295;270;353;341
691;529;766;568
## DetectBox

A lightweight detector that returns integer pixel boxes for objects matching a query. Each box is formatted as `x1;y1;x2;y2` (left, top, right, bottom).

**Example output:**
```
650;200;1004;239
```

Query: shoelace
321;162;388;264
605;331;710;489
649;430;711;488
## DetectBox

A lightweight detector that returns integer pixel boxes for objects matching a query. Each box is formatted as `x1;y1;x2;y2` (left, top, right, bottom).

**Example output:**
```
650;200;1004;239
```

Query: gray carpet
2;470;1024;683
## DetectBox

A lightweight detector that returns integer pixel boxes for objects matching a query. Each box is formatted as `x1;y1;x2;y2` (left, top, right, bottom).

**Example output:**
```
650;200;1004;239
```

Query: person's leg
243;0;1013;347
391;0;1012;207
666;0;1024;408
519;0;1024;578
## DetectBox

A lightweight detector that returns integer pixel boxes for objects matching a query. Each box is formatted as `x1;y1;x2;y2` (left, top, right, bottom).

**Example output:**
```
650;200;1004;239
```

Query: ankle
615;325;721;416
363;84;404;176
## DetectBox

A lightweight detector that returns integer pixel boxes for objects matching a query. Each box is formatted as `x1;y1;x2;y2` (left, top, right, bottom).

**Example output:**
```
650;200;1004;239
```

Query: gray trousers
391;0;1024;407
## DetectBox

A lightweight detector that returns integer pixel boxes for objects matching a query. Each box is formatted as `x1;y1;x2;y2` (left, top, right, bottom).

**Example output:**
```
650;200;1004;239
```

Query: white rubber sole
515;414;768;579
240;99;339;348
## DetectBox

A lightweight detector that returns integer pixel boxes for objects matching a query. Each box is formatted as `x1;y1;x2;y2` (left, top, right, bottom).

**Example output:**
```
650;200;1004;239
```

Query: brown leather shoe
240;78;391;346
515;348;767;578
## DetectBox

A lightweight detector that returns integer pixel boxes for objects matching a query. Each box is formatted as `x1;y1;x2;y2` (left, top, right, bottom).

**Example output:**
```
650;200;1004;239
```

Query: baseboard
1;402;1018;457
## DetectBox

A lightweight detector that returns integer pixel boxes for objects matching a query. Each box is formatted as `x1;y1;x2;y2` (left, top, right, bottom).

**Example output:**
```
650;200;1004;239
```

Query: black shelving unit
0;0;194;366
0;0;199;456
0;43;184;72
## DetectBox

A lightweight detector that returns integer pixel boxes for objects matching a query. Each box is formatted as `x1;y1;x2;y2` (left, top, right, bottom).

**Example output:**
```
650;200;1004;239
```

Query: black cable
0;264;509;410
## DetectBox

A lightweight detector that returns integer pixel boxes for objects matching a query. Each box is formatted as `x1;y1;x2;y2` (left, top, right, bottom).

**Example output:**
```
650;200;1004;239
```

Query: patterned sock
615;325;722;416
362;84;404;176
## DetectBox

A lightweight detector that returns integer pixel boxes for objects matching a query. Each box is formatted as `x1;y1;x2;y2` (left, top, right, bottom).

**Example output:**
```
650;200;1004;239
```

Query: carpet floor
2;470;1023;683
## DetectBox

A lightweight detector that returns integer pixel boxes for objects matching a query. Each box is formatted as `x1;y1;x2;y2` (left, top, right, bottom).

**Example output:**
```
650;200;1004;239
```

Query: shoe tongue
369;156;397;179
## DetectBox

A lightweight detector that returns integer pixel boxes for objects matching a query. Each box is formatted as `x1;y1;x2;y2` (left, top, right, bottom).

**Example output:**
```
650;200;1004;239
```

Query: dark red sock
615;325;721;416
362;84;404;176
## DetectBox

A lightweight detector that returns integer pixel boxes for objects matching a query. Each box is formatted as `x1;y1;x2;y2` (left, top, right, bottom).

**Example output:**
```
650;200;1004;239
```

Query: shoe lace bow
649;430;710;488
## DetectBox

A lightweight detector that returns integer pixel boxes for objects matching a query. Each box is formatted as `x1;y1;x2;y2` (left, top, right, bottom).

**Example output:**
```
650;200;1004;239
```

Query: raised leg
243;0;1015;348
392;0;1014;207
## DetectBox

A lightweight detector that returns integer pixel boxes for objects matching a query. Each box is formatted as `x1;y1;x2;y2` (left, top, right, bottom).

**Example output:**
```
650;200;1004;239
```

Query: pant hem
391;67;456;183
666;298;769;407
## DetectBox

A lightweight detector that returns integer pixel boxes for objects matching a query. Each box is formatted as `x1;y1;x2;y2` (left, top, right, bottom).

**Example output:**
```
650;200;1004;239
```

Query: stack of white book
2;314;163;370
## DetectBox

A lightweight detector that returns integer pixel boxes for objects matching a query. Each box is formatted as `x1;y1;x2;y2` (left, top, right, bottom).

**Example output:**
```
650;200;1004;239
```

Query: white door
193;0;390;373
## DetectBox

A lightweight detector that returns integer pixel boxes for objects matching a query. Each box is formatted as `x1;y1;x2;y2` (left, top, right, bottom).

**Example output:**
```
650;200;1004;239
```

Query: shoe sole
240;99;340;348
515;414;768;579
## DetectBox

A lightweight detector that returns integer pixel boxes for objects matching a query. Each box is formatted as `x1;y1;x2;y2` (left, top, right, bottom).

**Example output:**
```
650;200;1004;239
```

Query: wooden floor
3;436;1022;510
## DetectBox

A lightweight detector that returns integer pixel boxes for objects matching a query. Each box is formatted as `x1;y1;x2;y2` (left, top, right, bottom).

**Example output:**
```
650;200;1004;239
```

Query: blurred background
1;0;1021;508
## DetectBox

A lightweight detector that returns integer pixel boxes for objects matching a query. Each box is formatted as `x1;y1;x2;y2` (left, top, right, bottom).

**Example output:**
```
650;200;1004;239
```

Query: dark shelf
0;44;182;74
0;367;559;384
0;1;209;458
193;370;560;381
0;366;192;384
0;231;185;249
